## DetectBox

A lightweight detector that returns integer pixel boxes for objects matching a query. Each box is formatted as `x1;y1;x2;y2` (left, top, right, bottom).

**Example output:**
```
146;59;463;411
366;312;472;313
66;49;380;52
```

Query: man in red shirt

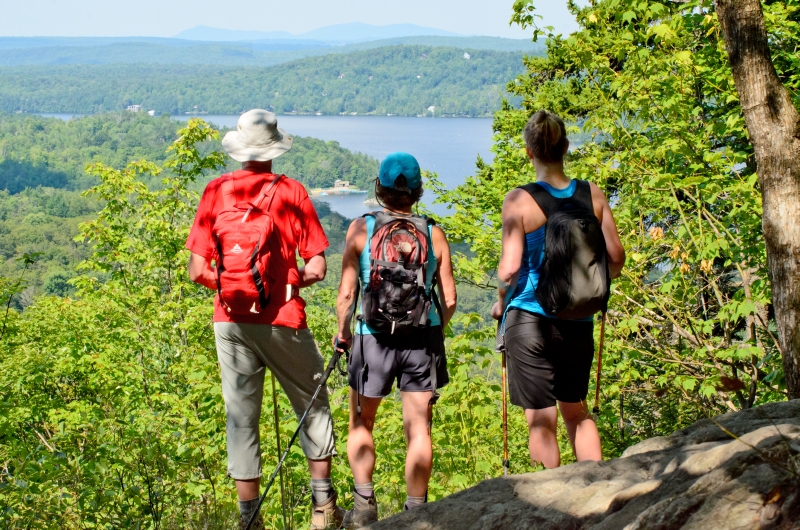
186;109;344;530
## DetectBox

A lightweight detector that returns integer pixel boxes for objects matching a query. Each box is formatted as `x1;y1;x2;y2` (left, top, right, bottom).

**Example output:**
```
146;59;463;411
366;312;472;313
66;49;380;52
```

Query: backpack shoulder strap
573;179;594;212
362;213;377;254
424;220;436;292
220;173;236;209
257;174;285;211
519;182;559;219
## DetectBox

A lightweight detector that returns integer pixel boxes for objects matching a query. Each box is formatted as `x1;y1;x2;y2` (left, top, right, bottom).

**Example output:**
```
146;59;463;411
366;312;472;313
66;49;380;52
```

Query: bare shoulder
588;181;609;204
347;217;367;237
588;181;610;219
431;224;448;244
503;187;527;206
502;187;533;216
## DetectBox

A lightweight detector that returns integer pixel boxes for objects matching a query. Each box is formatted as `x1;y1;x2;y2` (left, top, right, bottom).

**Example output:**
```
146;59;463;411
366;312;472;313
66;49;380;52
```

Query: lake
42;113;496;217
174;115;495;216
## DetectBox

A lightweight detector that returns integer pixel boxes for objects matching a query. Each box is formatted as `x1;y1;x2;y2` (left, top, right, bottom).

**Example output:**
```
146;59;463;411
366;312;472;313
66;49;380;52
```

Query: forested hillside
0;112;376;302
0;112;378;192
1;0;797;528
0;35;543;66
0;46;525;116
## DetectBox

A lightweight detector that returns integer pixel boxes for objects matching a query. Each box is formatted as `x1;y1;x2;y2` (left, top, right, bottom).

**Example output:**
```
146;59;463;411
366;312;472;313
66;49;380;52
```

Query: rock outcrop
373;400;800;530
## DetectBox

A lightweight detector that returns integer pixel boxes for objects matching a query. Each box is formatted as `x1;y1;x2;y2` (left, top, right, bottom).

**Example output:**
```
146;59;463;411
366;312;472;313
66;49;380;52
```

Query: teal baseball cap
378;152;422;193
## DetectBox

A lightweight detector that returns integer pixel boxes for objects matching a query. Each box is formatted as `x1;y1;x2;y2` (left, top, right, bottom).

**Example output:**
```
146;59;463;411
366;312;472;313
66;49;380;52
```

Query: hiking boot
343;490;378;529
239;512;265;530
310;490;345;530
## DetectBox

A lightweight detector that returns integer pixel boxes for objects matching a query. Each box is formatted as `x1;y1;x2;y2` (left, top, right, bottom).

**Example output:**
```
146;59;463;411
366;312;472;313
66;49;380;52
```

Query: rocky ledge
372;400;800;530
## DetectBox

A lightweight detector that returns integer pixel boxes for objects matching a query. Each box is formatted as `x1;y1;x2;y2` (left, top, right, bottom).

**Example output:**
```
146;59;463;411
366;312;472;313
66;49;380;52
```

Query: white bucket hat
221;109;293;162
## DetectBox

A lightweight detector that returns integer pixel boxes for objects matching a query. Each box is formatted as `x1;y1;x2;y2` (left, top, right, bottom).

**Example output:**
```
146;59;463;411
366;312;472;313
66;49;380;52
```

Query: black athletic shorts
504;309;594;410
348;326;448;398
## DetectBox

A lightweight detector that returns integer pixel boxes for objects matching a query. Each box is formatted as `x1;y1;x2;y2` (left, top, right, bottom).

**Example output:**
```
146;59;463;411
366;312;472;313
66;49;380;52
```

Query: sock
403;496;426;511
311;478;334;504
239;497;260;520
354;482;374;498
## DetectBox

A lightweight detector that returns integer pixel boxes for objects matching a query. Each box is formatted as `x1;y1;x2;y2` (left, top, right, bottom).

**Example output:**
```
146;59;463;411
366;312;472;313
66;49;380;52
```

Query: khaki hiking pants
214;323;337;480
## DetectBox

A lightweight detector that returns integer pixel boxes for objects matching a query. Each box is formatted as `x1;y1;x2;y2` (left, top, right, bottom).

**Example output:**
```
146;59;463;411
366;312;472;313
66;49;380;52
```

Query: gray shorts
348;327;448;398
214;323;337;480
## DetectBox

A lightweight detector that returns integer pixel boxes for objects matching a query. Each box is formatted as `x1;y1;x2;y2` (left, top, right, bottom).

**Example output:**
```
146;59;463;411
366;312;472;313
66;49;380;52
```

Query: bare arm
493;189;528;319
590;183;625;279
335;219;364;349
188;252;217;290
432;225;457;328
298;252;327;288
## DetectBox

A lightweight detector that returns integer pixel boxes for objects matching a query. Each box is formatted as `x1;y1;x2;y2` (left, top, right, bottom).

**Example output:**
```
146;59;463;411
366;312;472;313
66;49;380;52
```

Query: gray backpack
520;180;610;319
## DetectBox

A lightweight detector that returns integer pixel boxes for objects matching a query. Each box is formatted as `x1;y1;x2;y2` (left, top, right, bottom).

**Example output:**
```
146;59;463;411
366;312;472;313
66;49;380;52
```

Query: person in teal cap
333;152;458;527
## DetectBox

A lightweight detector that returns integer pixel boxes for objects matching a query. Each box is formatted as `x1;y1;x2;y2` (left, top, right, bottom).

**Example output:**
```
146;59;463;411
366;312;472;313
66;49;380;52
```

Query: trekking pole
270;373;289;530
245;344;345;530
592;312;607;416
496;321;509;477
501;348;509;476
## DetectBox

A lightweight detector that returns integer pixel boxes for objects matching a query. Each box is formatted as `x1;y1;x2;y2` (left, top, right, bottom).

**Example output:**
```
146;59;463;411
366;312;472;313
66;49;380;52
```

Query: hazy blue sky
0;0;579;38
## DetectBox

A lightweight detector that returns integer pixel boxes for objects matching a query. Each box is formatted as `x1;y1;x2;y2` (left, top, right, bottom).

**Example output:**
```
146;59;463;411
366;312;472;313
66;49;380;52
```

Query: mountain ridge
0;36;543;67
173;22;463;43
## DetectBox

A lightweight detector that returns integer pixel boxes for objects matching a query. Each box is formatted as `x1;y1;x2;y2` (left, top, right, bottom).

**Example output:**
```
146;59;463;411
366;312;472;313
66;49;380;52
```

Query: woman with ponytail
493;110;625;468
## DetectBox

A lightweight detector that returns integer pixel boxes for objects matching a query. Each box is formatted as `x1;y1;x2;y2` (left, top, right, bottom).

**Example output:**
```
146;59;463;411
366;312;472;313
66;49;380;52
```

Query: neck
242;160;273;173
532;158;569;187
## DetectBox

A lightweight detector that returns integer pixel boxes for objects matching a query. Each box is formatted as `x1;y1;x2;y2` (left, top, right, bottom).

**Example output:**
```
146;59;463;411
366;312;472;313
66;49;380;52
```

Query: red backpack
361;211;435;335
212;174;284;315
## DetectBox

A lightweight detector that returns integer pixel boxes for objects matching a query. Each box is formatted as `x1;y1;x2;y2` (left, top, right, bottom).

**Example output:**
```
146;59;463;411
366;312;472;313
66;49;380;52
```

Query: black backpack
520;180;610;320
361;211;435;335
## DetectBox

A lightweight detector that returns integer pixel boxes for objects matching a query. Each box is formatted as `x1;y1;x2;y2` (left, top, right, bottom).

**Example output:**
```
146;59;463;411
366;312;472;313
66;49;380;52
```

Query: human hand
491;302;504;321
333;331;353;352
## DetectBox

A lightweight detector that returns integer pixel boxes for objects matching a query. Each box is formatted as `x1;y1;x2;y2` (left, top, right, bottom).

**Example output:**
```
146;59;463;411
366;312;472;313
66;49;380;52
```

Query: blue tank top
506;180;593;322
357;214;440;335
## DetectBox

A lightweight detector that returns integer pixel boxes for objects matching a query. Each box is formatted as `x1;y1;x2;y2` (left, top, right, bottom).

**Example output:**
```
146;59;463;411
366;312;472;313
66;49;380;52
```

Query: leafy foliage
0;112;379;193
0;113;375;306
0;122;530;529
434;0;798;461
2;1;798;527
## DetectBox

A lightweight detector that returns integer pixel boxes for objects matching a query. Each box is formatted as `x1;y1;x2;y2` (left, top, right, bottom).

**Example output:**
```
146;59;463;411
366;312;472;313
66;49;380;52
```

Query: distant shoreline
309;188;368;197
34;112;491;121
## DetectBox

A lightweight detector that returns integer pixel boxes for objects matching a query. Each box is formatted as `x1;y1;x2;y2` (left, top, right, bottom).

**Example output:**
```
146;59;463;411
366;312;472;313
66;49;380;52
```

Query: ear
526;146;535;160
563;140;570;155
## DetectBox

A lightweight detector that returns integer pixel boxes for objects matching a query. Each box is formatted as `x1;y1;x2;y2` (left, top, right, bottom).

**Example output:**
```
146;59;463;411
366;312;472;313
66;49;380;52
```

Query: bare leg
235;479;260;501
558;400;602;462
347;389;383;485
401;391;434;498
308;456;333;479
524;407;560;468
234;455;332;502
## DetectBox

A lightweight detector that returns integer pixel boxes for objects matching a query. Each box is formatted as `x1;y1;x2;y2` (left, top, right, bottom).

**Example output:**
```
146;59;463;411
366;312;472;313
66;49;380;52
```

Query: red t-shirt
186;170;329;328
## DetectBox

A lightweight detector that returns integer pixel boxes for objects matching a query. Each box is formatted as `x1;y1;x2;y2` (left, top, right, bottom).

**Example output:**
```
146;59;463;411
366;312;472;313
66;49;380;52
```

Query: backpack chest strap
370;259;424;269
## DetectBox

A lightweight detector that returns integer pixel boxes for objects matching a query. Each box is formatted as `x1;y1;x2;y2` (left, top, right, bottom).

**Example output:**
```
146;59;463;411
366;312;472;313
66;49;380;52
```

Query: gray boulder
370;400;800;529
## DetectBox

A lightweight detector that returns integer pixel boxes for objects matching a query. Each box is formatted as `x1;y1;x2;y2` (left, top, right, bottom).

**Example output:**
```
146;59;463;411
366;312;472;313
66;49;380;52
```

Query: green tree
42;271;74;298
714;0;800;398
0;118;522;529
433;0;797;455
0;46;525;117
